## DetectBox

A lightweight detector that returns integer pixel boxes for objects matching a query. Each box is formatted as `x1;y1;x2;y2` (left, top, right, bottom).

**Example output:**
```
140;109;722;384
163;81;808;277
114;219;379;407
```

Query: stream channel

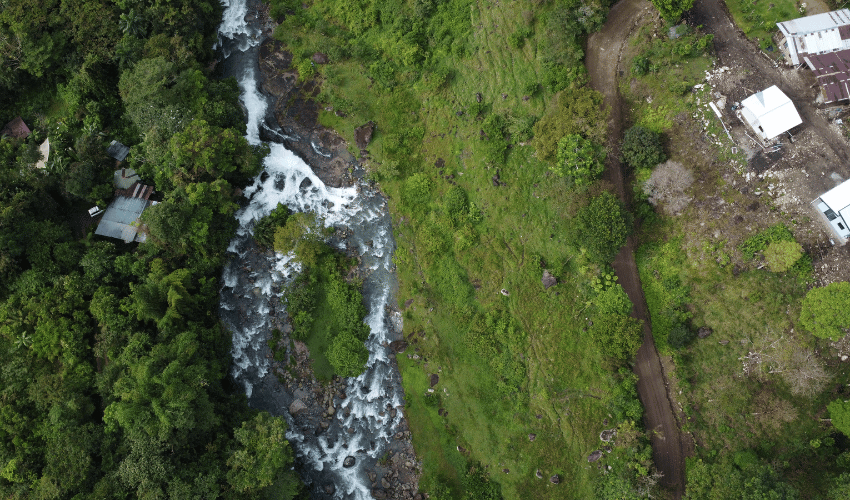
216;1;407;498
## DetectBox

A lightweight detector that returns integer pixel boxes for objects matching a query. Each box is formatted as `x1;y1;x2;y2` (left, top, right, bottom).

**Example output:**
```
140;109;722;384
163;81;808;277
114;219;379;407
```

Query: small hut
1;117;31;139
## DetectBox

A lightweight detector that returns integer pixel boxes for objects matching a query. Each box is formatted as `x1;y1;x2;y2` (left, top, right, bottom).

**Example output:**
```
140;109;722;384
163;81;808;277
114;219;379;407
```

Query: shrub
643;160;694;215
800;282;850;340
668;323;695;349
295;58;315;81
573;192;633;262
739;223;794;260
632;55;650;76
763;240;803;273
621;125;666;170
553;134;605;187
254;203;292;249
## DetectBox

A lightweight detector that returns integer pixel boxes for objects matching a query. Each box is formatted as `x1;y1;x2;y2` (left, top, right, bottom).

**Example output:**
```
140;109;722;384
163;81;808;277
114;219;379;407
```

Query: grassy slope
289;2;618;498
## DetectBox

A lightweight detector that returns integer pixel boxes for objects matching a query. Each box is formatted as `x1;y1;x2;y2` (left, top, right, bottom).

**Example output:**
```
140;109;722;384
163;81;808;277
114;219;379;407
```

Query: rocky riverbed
217;2;423;498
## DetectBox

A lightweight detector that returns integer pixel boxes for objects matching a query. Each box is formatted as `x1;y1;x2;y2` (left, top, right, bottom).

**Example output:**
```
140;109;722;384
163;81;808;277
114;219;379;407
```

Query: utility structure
737;86;802;145
813;178;850;243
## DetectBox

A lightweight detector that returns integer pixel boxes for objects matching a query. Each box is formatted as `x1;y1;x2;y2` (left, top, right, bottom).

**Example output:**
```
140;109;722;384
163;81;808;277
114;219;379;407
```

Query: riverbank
217;1;424;497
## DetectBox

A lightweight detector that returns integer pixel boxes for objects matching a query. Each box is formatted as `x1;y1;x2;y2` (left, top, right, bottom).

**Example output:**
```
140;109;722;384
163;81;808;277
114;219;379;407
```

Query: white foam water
217;1;406;498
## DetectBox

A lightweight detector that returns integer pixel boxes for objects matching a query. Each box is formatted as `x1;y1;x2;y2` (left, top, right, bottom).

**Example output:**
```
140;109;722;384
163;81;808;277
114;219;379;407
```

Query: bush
739;223;794;260
800;282;850;340
573;192;633;262
668;323;695;349
254;203;292;249
621;125;666;170
763;240;803;273
554;134;605;187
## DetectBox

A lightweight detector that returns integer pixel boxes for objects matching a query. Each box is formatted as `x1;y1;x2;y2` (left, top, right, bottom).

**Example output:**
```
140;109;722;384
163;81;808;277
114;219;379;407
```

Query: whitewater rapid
216;0;406;498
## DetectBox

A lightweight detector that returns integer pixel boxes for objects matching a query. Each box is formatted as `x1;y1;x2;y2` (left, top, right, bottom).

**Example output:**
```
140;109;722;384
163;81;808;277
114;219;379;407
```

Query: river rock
550;474;560;484
343;456;356;468
389;340;409;353
288;399;307;415
369;472;377;482
328;405;335;416
355;121;376;150
542;270;557;289
323;482;336;495
371;488;387;499
599;429;617;442
381;478;390;489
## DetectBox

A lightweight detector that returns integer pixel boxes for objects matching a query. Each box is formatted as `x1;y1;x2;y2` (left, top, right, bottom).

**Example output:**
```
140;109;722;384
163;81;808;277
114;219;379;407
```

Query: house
738;86;803;143
94;168;155;243
1;116;31;139
813;178;850;242
106;140;130;162
777;9;850;65
804;49;850;103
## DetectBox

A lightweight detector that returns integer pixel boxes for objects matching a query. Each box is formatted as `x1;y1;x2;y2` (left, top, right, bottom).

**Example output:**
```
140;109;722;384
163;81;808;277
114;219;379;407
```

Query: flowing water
216;1;406;497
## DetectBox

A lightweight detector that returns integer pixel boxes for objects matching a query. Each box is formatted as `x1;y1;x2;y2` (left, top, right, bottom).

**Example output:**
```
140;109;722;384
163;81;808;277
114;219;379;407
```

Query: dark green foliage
508;26;533;49
668;322;695;349
573;192;633;263
464;311;527;404
284;247;370;378
462;463;503;500
686;455;799;499
800;282;850;340
589;313;643;363
620;126;666;170
651;0;695;21
610;369;643;421
254;203;292;250
740;223;794;260
632;55;650;76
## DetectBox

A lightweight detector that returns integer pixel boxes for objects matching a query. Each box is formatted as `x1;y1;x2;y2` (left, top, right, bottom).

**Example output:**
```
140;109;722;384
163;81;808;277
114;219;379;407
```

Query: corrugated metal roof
740;86;803;141
778;9;850;64
106;140;130;161
94;195;150;243
1;116;31;139
113;168;140;189
820;178;850;211
778;9;850;36
804;50;850;102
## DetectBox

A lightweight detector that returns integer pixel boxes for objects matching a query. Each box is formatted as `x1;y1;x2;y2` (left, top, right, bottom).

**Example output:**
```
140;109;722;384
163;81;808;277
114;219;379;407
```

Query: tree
650;0;695;21
532;87;608;163
227;412;293;494
621;126;666;170
573;192;633;262
643;160;694;215
273;212;326;267
800;282;850;340
589;313;643;363
553;134;605;187
326;332;369;378
763;240;803;273
829;399;850;438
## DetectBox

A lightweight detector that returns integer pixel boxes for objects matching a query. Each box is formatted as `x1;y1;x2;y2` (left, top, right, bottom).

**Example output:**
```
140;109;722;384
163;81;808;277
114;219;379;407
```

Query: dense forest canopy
0;0;300;498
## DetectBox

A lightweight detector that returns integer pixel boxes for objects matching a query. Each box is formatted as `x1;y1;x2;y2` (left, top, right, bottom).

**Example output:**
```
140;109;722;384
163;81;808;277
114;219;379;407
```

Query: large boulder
354;121;376;150
288;399;307;415
343;456;356;468
371;488;387;499
311;52;329;64
429;374;439;388
542;270;558;289
588;450;603;462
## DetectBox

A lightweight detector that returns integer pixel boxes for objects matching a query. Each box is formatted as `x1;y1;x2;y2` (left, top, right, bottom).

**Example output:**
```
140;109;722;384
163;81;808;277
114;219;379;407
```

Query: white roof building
777;9;850;65
739;86;802;143
814;178;850;242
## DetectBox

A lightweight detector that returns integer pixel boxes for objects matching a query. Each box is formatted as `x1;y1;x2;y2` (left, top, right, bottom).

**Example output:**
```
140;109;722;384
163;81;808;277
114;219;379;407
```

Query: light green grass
725;0;800;47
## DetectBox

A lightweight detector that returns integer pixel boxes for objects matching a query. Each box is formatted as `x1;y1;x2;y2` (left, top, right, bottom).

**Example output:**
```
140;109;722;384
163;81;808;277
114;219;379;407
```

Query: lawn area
264;0;655;497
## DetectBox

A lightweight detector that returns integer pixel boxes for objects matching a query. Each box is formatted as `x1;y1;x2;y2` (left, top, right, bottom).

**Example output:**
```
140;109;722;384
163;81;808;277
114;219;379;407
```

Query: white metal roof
820;177;850;211
740;86;802;141
778;9;850;36
778;10;850;64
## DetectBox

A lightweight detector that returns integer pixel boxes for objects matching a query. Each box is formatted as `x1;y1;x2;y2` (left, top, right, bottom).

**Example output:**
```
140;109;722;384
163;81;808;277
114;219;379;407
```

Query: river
215;1;408;498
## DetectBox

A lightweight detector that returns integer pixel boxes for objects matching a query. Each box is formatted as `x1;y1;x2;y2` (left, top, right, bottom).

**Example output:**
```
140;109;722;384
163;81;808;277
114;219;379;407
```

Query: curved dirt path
586;0;688;498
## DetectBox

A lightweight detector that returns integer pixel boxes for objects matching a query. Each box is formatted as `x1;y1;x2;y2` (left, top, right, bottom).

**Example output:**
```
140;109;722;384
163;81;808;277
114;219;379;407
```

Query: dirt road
586;0;688;498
